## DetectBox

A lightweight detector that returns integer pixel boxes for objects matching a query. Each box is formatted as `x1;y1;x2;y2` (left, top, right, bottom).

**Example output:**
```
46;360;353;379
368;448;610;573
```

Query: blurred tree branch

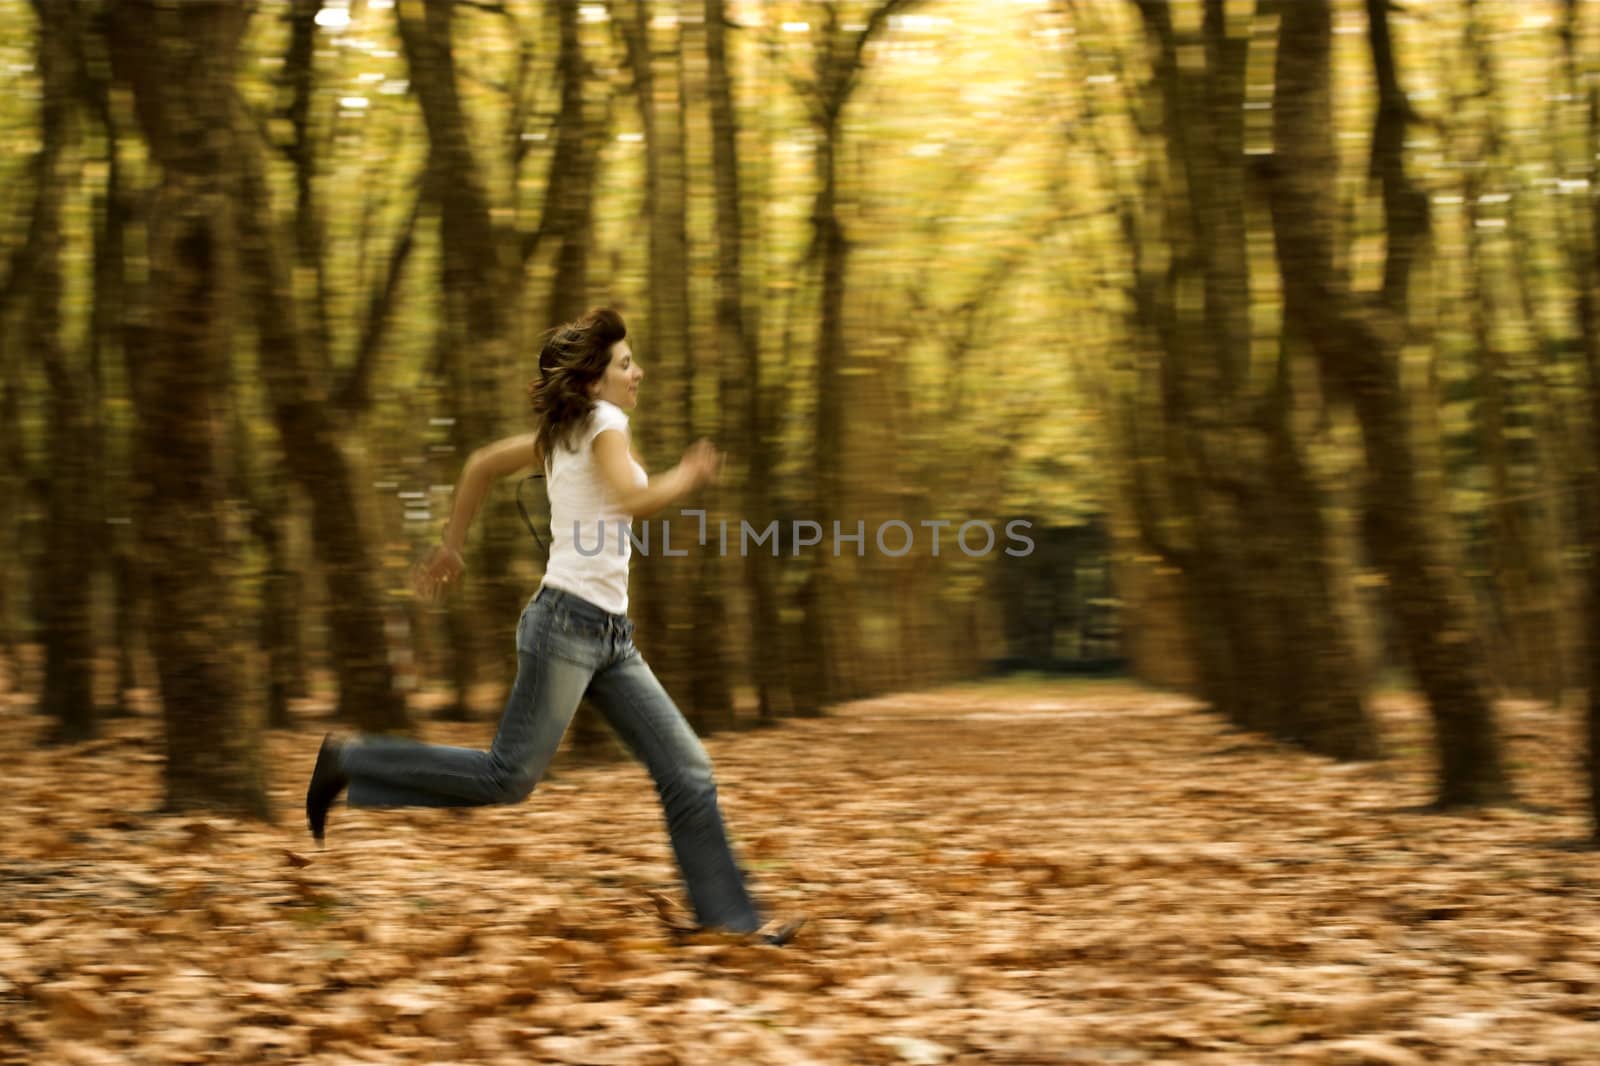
336;180;425;415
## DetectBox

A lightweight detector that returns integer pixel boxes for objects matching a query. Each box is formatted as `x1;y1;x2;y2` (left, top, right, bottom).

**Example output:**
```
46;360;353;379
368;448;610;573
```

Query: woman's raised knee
490;770;539;804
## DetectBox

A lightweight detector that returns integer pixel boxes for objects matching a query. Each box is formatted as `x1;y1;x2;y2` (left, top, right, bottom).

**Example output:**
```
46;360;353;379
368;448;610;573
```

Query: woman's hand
414;543;465;603
678;439;724;490
595;433;721;516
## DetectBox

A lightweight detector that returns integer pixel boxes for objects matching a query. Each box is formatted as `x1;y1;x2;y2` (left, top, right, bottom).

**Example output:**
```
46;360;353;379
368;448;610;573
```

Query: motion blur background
3;0;1598;817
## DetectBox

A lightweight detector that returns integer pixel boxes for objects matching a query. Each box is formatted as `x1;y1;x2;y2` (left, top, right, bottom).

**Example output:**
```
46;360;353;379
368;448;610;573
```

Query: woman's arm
442;433;542;552
415;433;541;599
592;430;720;518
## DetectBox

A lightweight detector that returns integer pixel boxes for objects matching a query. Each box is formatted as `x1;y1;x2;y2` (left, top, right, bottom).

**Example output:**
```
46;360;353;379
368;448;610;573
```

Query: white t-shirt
541;400;647;615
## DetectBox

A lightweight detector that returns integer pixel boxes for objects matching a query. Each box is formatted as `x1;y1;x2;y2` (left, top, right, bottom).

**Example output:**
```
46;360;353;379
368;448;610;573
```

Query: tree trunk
231;96;407;734
790;1;919;715
612;0;668;727
529;0;596;632
1455;0;1570;704
1262;345;1378;758
108;0;270;817
803;105;846;713
0;341;18;688
1554;0;1600;840
1466;210;1531;698
1128;0;1376;757
1134;0;1270;736
616;0;700;726
228;404;301;731
1267;0;1509;807
398;0;523;711
284;0;333;375
657;2;694;701
256;501;301;731
80;6;146;718
680;3;735;731
705;0;790;719
28;0;99;742
538;0;598;326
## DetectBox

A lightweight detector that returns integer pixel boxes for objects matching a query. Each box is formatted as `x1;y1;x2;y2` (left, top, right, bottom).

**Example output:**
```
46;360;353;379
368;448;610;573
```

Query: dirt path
3;679;1599;1064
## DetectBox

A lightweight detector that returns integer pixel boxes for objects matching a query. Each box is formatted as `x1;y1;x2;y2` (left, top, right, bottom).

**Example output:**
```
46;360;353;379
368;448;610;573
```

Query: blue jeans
340;585;762;933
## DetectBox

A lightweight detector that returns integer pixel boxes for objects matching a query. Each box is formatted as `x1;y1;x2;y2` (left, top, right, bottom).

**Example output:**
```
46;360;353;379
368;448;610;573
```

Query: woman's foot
305;733;349;845
754;916;806;947
646;890;805;946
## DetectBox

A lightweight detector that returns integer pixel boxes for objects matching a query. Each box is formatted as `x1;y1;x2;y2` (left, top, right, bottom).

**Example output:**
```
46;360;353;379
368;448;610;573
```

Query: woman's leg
584;649;762;933
341;607;592;808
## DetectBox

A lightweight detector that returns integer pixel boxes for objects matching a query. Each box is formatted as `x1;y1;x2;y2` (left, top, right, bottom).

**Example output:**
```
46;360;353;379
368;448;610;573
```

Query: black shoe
646;891;805;947
305;733;349;845
757;916;806;947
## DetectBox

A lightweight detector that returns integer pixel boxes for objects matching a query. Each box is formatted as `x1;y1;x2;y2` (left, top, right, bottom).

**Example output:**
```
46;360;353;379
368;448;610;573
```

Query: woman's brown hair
528;306;627;466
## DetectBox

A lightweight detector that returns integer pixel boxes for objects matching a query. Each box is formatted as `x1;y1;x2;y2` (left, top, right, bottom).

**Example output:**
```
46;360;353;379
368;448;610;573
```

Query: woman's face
591;340;643;411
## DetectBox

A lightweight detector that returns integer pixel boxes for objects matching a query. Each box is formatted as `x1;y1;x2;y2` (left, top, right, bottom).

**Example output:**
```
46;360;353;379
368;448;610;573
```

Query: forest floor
2;677;1599;1065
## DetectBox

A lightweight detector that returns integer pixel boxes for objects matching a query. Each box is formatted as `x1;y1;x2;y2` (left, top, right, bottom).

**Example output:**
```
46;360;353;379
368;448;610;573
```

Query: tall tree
1266;0;1510;807
107;0;270;816
704;0;791;718
534;0;621;754
1117;0;1377;758
397;0;525;714
1555;0;1600;840
613;0;698;716
269;0;424;721
20;0;99;741
284;0;334;372
787;0;921;715
1449;0;1571;705
679;2;735;730
231;60;409;734
79;4;144;717
536;0;601;327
